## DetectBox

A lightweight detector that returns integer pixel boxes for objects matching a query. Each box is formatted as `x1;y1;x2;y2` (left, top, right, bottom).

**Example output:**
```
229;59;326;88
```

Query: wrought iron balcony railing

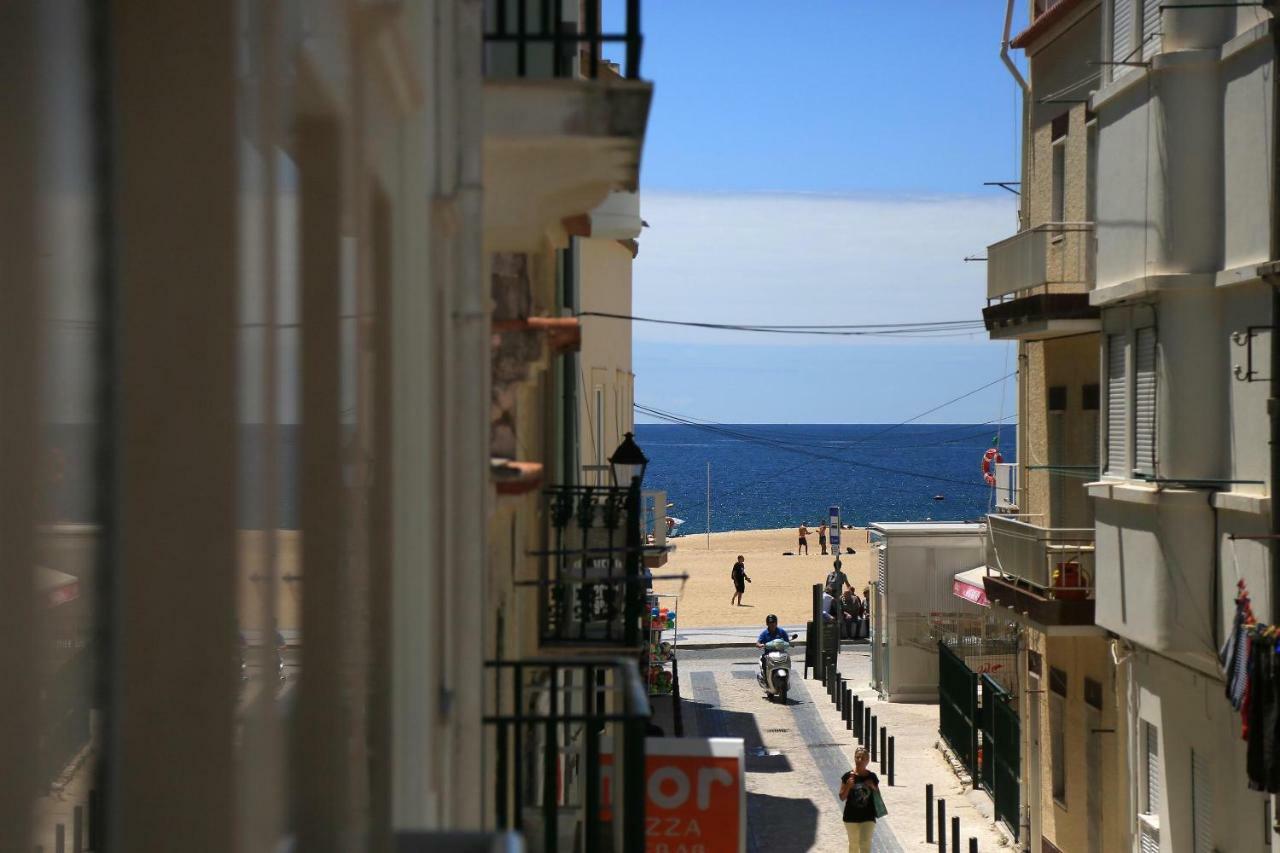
987;222;1095;301
486;657;649;853
530;483;648;648
484;0;643;80
985;514;1095;598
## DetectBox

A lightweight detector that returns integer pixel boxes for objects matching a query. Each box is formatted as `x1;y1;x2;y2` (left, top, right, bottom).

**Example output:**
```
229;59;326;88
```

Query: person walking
839;746;882;852
797;524;810;555
818;524;828;555
730;555;751;606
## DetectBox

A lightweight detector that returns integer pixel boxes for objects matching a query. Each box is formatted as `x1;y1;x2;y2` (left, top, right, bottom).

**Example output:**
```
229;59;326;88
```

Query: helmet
766;614;778;624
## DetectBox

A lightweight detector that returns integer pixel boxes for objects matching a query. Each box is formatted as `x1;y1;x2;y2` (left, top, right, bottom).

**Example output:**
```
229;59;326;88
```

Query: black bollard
888;736;895;786
969;839;978;853
56;825;65;853
73;806;82;853
926;784;934;842
853;696;862;736
870;715;877;760
879;726;887;772
937;799;946;853
951;816;960;853
844;688;852;726
863;706;871;745
88;788;100;851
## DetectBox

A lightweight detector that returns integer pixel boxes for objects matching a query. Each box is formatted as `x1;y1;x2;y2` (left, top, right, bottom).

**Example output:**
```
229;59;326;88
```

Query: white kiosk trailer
868;521;986;702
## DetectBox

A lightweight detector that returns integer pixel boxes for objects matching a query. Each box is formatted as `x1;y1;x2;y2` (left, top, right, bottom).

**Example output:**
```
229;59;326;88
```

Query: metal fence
483;0;643;79
940;643;1021;843
485;657;649;853
531;484;646;649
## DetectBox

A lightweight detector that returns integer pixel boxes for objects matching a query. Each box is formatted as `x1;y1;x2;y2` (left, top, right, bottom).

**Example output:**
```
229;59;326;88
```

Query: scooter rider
757;614;789;667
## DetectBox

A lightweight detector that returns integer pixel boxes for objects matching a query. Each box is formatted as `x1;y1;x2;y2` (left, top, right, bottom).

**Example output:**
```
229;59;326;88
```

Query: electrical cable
579;311;987;337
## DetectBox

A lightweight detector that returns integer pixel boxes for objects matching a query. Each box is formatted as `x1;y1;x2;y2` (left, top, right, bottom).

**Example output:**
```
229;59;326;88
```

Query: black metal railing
529;483;646;649
486;657;649;853
483;0;643;80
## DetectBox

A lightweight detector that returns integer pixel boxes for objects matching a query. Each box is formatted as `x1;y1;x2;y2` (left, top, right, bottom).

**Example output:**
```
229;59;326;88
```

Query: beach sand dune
652;526;874;629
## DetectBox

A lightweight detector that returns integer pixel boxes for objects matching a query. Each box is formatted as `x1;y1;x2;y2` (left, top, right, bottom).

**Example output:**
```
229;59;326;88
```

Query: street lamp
608;431;648;487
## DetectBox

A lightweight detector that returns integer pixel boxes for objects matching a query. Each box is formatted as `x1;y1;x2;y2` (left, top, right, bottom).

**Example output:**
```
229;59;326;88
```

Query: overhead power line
579;311;986;337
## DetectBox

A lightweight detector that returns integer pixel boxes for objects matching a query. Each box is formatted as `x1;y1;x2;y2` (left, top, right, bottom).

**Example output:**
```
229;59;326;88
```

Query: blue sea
636;423;1015;533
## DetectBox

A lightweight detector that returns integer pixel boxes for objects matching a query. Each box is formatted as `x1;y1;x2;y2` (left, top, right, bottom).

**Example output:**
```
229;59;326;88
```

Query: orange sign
604;738;746;853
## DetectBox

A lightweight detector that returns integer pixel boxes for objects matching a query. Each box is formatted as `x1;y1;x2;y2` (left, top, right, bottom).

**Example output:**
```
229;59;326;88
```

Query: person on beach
839;746;882;852
798;524;810;555
730;555;751;606
819;525;828;555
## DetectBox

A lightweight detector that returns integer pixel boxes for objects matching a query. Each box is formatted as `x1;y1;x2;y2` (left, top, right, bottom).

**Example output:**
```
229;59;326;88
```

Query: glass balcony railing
987;222;1095;301
985;513;1095;599
483;0;643;79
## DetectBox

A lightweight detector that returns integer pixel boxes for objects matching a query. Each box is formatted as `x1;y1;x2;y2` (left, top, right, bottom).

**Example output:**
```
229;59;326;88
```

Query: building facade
1090;2;1279;851
982;2;1123;851
1;1;652;851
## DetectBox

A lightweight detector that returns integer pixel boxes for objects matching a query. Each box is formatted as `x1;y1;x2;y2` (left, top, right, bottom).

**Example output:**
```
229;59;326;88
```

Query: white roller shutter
1113;0;1135;72
1192;750;1213;853
1145;722;1161;814
1106;333;1127;475
1134;328;1157;477
1141;0;1161;59
1140;824;1160;853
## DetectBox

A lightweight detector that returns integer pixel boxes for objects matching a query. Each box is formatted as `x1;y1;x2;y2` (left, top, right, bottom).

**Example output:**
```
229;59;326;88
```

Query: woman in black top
839;746;880;852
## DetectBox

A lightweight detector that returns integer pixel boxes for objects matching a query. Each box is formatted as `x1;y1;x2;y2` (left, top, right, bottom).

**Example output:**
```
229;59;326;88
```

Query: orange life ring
982;448;1003;486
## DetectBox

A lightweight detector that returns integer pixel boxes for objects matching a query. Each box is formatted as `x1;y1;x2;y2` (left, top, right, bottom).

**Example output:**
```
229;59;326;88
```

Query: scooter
757;633;798;703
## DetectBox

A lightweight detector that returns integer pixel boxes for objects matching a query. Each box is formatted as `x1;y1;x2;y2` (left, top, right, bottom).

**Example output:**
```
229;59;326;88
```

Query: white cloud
631;190;1017;346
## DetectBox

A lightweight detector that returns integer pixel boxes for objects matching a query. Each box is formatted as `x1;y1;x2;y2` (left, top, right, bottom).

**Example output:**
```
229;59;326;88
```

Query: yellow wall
1025;631;1123;853
578;237;635;482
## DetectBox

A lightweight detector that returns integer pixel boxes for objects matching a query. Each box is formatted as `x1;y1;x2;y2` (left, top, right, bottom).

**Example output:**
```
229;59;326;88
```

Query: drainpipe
1268;12;1280;626
1001;0;1031;231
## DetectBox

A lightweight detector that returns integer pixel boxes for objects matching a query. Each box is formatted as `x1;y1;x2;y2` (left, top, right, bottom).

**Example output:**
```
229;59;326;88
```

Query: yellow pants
844;820;875;852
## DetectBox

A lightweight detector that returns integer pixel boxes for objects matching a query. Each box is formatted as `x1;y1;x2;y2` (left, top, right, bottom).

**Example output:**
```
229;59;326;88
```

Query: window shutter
1140;824;1161;853
1145;722;1161;814
1113;0;1135;70
877;545;887;590
1192;750;1213;853
1106;333;1127;474
1141;0;1161;59
1134;328;1156;476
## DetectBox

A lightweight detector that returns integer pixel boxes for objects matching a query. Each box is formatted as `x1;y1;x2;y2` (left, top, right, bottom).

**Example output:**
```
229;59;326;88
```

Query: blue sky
617;2;1031;424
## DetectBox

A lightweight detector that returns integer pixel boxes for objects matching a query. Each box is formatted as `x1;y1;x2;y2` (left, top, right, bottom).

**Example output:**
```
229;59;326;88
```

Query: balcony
982;223;1100;341
528;484;649;649
486;657;649;853
482;0;652;252
982;514;1096;628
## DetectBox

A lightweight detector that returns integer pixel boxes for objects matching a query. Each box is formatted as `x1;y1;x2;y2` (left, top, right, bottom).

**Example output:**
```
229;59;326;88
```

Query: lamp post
609;432;648;647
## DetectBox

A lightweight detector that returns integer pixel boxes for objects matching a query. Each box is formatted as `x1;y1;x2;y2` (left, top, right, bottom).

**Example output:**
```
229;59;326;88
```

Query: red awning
952;567;990;607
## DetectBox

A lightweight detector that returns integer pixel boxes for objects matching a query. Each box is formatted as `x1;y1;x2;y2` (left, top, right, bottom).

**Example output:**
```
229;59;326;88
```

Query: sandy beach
651;526;874;629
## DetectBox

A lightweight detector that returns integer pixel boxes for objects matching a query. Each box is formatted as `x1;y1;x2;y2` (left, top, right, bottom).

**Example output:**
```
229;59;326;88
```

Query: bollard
844;688;852;726
926;784;934;842
879;726;887;772
853;696;862;737
888;736;895;786
969;839;978;853
870;715;877;760
73;806;83;853
863;706;871;745
56;825;65;853
937;799;946;853
951;816;960;853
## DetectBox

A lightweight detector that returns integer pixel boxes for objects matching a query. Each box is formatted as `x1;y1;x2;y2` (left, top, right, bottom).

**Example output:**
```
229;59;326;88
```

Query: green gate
989;679;1021;841
938;641;978;777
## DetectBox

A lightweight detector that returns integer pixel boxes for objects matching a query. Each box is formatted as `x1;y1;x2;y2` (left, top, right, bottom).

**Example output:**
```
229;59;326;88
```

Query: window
1139;722;1162;849
1051;115;1068;224
1084;676;1103;710
1112;0;1135;77
1051;666;1068;805
1106;333;1127;474
1191;750;1213;853
1141;0;1162;59
1086;119;1098;225
1134;328;1157;477
1048;385;1068;412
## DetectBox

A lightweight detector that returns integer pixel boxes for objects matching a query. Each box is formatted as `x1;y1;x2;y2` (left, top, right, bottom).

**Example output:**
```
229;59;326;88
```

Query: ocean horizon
636;422;1015;534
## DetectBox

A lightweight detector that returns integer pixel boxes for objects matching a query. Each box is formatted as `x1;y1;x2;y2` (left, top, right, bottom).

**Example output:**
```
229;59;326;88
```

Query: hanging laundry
1221;585;1254;719
1246;629;1280;793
